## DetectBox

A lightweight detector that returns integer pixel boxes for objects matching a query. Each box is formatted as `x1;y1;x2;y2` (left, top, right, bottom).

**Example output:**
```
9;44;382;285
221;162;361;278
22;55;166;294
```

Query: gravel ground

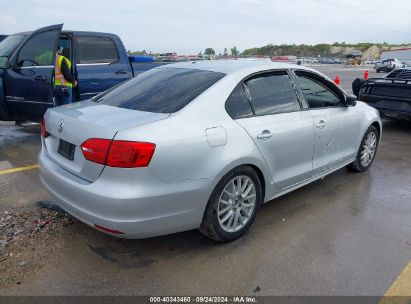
0;205;75;286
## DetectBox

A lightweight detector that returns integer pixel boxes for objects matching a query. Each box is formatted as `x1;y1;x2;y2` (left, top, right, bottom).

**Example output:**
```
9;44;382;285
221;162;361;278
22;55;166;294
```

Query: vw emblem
57;119;64;133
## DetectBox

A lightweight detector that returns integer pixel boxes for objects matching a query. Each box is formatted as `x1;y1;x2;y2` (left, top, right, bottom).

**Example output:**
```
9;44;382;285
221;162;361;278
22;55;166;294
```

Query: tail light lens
81;138;111;165
106;141;156;168
81;138;155;168
41;118;50;138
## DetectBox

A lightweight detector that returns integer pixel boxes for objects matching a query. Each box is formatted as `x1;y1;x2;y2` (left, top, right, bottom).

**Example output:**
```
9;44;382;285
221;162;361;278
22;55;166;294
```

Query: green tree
223;48;228;56
204;48;215;55
230;46;239;56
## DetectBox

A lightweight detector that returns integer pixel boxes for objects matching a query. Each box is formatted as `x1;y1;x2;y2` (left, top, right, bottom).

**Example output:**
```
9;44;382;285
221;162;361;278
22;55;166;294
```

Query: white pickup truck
374;58;404;73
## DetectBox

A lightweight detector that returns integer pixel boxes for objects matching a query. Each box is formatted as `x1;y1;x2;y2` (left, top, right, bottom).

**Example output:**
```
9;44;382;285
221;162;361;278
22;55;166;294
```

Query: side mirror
345;94;357;106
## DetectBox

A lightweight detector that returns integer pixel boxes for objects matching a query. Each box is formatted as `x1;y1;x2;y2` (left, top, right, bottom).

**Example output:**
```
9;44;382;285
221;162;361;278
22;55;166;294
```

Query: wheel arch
210;159;270;204
371;121;382;140
246;164;266;203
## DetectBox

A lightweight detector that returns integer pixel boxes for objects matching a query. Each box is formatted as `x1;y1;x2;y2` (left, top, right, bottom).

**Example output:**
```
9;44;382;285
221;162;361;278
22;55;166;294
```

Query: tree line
128;42;411;58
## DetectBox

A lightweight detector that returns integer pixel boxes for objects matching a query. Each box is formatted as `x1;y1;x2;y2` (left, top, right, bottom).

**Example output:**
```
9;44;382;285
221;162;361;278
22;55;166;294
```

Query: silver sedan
39;61;381;242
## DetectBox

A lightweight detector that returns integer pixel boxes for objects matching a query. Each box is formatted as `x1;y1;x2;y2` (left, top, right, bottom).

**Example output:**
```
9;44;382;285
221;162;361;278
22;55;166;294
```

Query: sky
1;0;410;55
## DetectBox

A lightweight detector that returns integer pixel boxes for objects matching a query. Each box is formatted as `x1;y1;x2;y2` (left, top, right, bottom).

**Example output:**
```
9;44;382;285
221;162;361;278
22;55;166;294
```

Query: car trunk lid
43;100;169;182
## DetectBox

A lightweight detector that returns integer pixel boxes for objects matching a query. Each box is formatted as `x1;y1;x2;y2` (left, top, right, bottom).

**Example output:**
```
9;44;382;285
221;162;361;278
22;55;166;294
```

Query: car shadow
381;118;411;133
64;165;373;270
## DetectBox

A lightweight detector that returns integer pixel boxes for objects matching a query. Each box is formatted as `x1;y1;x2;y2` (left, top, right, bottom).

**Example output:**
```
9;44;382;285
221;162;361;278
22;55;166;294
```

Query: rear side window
245;72;300;116
96;68;225;113
76;36;119;64
225;84;253;119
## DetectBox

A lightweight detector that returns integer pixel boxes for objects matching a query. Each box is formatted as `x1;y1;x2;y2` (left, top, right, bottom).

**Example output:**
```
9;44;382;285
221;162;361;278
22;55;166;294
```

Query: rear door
234;70;316;190
74;35;132;100
4;24;62;121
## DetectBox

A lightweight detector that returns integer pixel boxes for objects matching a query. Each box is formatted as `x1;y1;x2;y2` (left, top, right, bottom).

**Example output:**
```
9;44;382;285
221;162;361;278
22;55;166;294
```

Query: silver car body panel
43;100;169;181
236;111;316;190
39;60;382;238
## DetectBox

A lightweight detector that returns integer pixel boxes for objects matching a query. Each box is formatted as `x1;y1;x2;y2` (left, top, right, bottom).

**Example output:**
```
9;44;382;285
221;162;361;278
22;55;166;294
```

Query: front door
294;71;360;175
235;71;316;190
4;24;62;121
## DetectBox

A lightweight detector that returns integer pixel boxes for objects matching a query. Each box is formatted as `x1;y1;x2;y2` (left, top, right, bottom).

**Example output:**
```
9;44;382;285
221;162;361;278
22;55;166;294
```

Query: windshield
0;34;26;68
96;67;226;113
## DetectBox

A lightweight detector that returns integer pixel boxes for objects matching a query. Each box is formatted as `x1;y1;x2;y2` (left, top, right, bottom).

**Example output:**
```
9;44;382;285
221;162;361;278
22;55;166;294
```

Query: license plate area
57;139;75;160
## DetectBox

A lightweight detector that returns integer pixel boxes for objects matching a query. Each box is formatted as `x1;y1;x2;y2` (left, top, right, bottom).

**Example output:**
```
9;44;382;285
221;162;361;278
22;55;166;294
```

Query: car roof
156;59;310;76
10;30;117;37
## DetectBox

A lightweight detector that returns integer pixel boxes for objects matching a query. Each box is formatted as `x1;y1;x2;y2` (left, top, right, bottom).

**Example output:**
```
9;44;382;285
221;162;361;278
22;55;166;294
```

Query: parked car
39;61;381;242
0;24;167;122
374;58;404;73
353;68;411;121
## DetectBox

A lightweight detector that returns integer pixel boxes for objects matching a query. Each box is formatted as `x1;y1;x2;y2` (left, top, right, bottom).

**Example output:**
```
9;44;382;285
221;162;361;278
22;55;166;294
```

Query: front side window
296;74;343;108
225;84;253;119
96;68;225;113
76;36;119;64
17;31;58;67
245;72;300;116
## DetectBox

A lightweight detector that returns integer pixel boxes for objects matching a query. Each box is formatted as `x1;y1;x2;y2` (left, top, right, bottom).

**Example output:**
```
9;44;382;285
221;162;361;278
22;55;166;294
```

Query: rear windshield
96;68;225;113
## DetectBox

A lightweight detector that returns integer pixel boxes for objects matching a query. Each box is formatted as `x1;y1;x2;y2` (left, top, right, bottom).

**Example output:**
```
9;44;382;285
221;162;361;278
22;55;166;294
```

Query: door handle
34;76;48;81
115;70;128;75
257;130;273;140
316;120;326;129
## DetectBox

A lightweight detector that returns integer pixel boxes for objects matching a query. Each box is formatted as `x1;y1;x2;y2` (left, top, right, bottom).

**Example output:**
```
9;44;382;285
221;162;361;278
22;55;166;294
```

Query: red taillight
106;141;155;168
81;138;111;165
41;118;50;138
81;139;155;168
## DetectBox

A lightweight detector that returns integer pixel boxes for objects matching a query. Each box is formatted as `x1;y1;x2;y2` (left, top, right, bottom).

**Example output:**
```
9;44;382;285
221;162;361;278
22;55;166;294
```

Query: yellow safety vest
54;54;72;87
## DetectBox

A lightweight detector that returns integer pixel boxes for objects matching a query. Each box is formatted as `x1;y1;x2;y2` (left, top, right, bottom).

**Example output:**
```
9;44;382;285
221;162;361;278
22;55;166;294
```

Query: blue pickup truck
0;24;166;122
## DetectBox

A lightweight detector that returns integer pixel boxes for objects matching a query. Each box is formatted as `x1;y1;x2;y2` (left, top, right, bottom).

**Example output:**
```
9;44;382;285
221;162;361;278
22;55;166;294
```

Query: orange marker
334;76;340;85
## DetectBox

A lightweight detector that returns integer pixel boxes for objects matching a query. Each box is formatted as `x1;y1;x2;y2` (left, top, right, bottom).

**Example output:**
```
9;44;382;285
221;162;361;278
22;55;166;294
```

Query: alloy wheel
217;175;257;233
360;131;377;167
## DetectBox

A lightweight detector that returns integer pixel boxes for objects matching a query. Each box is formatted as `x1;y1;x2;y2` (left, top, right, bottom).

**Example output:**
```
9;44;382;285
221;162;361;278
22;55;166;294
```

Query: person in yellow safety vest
54;47;77;105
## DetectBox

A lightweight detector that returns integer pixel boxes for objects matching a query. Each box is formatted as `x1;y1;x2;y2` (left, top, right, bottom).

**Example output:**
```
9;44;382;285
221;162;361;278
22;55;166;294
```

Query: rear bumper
38;148;213;238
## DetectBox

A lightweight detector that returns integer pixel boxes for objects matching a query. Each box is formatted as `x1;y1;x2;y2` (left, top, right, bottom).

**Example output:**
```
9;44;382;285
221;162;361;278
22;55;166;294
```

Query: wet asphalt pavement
0;66;410;296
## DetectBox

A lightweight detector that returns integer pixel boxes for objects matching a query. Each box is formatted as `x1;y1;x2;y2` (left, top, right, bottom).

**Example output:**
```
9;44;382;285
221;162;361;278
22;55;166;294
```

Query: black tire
347;125;379;172
199;166;263;242
376;69;380;73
